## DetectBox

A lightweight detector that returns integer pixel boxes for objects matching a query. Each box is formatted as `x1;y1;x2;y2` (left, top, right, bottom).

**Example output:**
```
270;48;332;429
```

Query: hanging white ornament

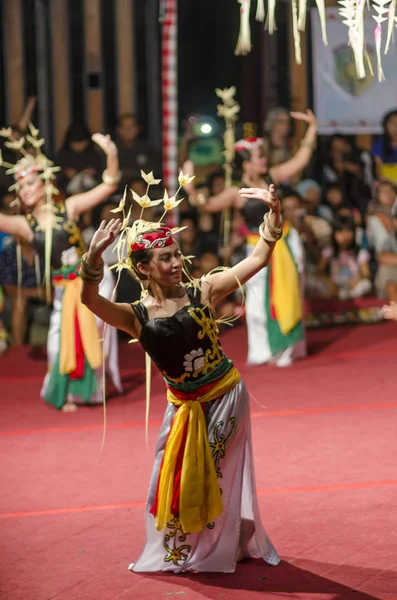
265;0;277;34
256;0;265;21
314;0;328;45
235;0;252;55
291;0;302;64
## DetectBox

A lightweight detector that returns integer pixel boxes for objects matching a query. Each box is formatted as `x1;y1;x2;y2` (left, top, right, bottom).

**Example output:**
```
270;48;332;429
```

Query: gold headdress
0;124;61;301
109;169;194;290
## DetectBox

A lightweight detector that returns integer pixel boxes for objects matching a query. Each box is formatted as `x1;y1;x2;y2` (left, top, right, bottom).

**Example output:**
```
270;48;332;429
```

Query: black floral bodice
26;202;86;269
131;287;231;384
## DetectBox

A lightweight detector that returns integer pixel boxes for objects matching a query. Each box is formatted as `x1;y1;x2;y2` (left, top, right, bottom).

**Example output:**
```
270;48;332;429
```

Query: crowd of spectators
1;100;397;352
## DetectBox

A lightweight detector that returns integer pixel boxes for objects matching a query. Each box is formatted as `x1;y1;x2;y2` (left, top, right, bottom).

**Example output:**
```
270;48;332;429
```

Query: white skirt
131;379;280;573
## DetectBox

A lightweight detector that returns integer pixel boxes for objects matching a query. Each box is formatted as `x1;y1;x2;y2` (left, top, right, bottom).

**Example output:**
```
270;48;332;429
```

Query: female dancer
183;110;316;366
80;184;282;573
0;128;122;410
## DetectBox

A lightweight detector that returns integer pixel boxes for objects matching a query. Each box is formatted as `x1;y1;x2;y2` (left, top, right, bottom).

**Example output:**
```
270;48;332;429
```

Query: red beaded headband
234;137;263;152
14;163;42;181
130;227;174;252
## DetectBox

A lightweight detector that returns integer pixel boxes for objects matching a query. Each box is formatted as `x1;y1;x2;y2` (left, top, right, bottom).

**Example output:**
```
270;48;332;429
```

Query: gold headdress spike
0;123;60;303
216;86;240;256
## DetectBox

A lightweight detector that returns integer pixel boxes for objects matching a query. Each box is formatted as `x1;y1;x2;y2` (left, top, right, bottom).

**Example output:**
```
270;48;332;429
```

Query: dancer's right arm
0;214;33;241
80;219;140;338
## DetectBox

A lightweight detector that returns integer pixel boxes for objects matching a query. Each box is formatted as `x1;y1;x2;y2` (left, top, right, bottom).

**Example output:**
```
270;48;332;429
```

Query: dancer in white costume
80;179;282;573
0;126;122;410
183;110;316;366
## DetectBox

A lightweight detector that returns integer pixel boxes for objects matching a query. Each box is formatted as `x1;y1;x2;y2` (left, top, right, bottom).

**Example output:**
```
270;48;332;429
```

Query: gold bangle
259;222;278;244
300;140;316;150
102;170;122;186
263;212;282;239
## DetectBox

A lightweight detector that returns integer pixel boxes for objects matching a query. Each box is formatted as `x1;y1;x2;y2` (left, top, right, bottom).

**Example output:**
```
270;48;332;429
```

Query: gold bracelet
300;140;317;150
102;170;122;186
80;254;104;284
259;222;278;244
263;212;282;239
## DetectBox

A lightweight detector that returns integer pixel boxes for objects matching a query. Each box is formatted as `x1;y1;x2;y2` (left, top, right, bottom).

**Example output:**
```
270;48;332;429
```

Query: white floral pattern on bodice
183;348;205;374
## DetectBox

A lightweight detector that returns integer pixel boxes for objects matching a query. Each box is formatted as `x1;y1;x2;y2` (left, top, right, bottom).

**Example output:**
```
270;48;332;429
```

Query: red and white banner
161;0;178;226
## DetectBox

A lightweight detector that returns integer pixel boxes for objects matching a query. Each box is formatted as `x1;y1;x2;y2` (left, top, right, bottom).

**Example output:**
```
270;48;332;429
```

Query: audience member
372;109;397;184
115;113;161;191
322;215;372;300
367;180;397;300
56;121;104;195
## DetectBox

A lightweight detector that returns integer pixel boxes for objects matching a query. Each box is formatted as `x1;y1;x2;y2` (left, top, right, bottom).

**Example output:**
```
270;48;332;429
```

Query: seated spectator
372;109;397;185
116;113;161;191
367;180;397;300
322;184;346;221
322;216;372;300
296;179;333;245
179;214;199;259
323;134;374;216
281;190;330;298
56;121;104;195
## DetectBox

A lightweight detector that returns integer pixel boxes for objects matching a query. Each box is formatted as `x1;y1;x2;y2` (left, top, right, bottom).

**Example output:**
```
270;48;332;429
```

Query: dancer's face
248;147;268;176
138;241;183;286
19;173;45;208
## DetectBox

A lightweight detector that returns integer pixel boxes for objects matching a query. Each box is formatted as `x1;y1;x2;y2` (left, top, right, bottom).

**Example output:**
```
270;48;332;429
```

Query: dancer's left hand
382;301;397;321
92;133;118;157
239;184;280;212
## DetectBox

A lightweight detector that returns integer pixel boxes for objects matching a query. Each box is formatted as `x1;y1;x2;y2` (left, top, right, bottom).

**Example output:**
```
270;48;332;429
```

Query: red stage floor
1;322;397;600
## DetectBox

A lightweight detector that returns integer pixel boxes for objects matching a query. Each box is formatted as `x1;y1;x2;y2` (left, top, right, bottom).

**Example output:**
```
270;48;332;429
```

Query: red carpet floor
1;322;397;600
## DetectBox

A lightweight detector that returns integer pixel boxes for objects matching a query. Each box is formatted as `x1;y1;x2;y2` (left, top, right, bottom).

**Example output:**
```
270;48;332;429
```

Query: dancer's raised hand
239;184;280;212
382;301;397;321
88;219;122;259
92;133;118;157
289;109;317;127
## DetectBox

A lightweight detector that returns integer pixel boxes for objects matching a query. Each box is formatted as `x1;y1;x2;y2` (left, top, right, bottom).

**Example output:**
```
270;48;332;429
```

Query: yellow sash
271;221;302;334
155;366;241;533
54;276;102;375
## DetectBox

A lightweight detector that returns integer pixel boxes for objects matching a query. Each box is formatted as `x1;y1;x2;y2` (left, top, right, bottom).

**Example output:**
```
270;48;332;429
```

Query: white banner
311;8;397;134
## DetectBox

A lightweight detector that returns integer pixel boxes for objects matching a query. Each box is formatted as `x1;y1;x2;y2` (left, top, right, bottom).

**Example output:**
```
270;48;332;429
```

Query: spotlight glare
200;123;212;135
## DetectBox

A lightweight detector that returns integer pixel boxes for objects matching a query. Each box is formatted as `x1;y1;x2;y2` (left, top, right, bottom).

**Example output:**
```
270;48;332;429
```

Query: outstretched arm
204;185;281;306
80;219;139;337
66;134;120;221
270;110;317;185
0;214;33;242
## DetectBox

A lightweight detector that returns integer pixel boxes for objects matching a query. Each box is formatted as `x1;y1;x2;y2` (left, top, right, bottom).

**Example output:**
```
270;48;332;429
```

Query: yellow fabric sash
54;276;102;375
155;366;241;533
271;221;302;335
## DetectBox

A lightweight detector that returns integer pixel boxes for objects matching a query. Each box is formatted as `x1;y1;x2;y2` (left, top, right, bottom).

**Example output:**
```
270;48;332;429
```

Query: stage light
200;123;213;135
189;116;218;138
